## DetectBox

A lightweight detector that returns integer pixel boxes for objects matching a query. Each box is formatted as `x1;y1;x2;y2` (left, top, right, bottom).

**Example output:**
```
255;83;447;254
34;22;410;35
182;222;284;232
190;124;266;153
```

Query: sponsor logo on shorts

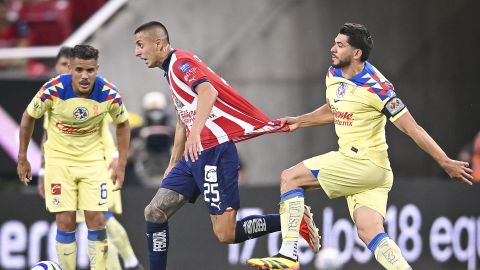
52;197;60;206
51;184;61;195
205;165;217;183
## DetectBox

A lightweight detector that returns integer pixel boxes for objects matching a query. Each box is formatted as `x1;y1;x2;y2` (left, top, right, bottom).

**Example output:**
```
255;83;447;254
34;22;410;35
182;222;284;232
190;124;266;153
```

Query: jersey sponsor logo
330;105;354;126
32;101;41;111
172;95;184;109
336;83;347;99
183;67;198;83
73;107;89;121
55;121;100;135
51;184;61;195
205;165;217;183
152;230;167;252
178;62;192;73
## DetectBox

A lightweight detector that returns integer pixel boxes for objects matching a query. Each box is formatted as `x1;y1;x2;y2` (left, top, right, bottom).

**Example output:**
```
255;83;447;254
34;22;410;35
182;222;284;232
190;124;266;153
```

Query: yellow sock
55;241;77;270
106;236;122;270
88;229;108;270
374;238;412;270
278;194;304;260
106;217;139;268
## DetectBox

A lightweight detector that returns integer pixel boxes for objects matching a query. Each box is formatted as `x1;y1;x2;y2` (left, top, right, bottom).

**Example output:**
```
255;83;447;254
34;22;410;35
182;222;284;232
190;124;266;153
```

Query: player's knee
144;203;168;224
355;218;384;244
280;169;297;192
214;227;235;244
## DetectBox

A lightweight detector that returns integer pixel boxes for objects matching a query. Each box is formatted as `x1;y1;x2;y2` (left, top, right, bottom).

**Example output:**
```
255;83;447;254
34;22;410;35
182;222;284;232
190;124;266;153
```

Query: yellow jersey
325;62;407;169
27;74;128;165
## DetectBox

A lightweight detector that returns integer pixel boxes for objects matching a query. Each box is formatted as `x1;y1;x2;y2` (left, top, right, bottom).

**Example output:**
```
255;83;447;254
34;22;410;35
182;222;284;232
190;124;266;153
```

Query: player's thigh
305;151;391;198
346;169;393;221
44;164;78;212
76;165;111;212
191;141;241;215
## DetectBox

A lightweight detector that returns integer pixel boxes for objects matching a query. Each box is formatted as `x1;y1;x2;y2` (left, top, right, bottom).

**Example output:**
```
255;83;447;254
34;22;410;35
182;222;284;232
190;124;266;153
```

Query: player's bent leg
145;188;187;270
85;211;108;270
210;209;237;243
55;211;77;270
354;207;412;270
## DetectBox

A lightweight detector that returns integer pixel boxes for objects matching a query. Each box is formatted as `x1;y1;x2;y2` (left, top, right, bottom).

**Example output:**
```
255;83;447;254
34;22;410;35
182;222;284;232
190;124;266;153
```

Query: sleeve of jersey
26;86;51;119
108;94;129;124
172;59;209;91
373;92;408;122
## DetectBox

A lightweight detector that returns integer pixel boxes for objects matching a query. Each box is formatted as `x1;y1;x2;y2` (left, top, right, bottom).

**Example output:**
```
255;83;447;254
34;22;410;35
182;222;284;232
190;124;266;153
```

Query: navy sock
146;222;169;270
234;214;281;243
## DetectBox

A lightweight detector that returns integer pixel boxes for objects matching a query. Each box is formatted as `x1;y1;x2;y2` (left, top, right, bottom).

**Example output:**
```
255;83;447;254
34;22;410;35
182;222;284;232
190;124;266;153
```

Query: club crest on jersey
336;83;347;98
73;107;89;121
179;62;192;73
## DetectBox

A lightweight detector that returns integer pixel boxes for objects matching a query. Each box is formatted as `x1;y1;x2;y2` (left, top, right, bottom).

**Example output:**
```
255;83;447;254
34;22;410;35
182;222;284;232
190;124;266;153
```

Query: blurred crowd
0;0;106;76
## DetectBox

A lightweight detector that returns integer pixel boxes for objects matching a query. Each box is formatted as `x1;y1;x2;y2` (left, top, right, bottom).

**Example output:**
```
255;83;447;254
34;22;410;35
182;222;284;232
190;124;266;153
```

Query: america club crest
336;83;347;98
73;107;89;121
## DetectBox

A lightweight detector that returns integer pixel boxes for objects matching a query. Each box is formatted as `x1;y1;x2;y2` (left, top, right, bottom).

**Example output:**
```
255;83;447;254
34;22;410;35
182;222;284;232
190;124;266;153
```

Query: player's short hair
340;23;373;62
71;45;99;61
134;21;170;44
55;46;73;62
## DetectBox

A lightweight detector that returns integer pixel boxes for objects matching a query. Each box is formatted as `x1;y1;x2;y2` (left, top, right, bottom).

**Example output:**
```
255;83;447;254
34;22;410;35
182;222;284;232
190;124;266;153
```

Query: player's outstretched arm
164;117;187;178
112;120;130;191
393;111;473;185
17;111;36;185
280;103;334;132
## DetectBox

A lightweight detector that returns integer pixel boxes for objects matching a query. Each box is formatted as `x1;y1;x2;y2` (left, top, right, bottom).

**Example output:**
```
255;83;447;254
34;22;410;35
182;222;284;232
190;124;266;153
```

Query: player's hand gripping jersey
325;62;408;169
27;74;128;165
164;49;288;150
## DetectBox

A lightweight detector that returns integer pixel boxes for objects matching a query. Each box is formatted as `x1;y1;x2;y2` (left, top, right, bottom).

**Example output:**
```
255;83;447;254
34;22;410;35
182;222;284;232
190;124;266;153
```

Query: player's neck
341;61;365;79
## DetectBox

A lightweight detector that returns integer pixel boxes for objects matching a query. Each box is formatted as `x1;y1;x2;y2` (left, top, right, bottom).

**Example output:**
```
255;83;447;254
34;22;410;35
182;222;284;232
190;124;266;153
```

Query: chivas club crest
73;107;89;121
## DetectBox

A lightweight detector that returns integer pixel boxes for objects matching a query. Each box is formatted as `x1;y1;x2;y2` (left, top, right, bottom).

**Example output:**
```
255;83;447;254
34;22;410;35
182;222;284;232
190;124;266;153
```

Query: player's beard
332;57;351;68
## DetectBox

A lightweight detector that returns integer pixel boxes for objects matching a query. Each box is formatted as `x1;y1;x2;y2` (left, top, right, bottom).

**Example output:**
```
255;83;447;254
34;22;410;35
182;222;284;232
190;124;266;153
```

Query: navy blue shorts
161;141;240;215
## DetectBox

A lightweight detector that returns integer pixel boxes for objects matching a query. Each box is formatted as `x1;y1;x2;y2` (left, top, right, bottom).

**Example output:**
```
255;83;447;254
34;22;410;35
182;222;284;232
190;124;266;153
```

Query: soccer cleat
299;205;321;253
247;254;300;270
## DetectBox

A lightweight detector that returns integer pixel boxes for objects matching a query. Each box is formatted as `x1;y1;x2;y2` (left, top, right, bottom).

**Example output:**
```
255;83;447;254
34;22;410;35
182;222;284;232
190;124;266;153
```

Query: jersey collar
161;49;176;72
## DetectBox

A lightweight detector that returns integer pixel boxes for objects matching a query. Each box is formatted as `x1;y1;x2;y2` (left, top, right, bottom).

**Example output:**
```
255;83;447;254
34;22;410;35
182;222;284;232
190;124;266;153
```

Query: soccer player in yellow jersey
248;23;473;270
36;46;143;270
17;45;131;270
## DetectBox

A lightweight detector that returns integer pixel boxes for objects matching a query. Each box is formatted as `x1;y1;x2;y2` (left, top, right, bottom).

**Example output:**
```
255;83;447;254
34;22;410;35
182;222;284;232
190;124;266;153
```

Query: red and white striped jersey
164;49;287;150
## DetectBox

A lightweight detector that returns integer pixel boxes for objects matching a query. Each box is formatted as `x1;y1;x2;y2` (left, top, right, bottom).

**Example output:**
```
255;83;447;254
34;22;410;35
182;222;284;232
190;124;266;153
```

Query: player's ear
354;49;362;60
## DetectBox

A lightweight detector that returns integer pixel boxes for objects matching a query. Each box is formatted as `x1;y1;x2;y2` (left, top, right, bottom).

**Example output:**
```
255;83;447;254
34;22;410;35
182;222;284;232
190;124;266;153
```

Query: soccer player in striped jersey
248;23;473;270
134;21;320;270
18;45;131;270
